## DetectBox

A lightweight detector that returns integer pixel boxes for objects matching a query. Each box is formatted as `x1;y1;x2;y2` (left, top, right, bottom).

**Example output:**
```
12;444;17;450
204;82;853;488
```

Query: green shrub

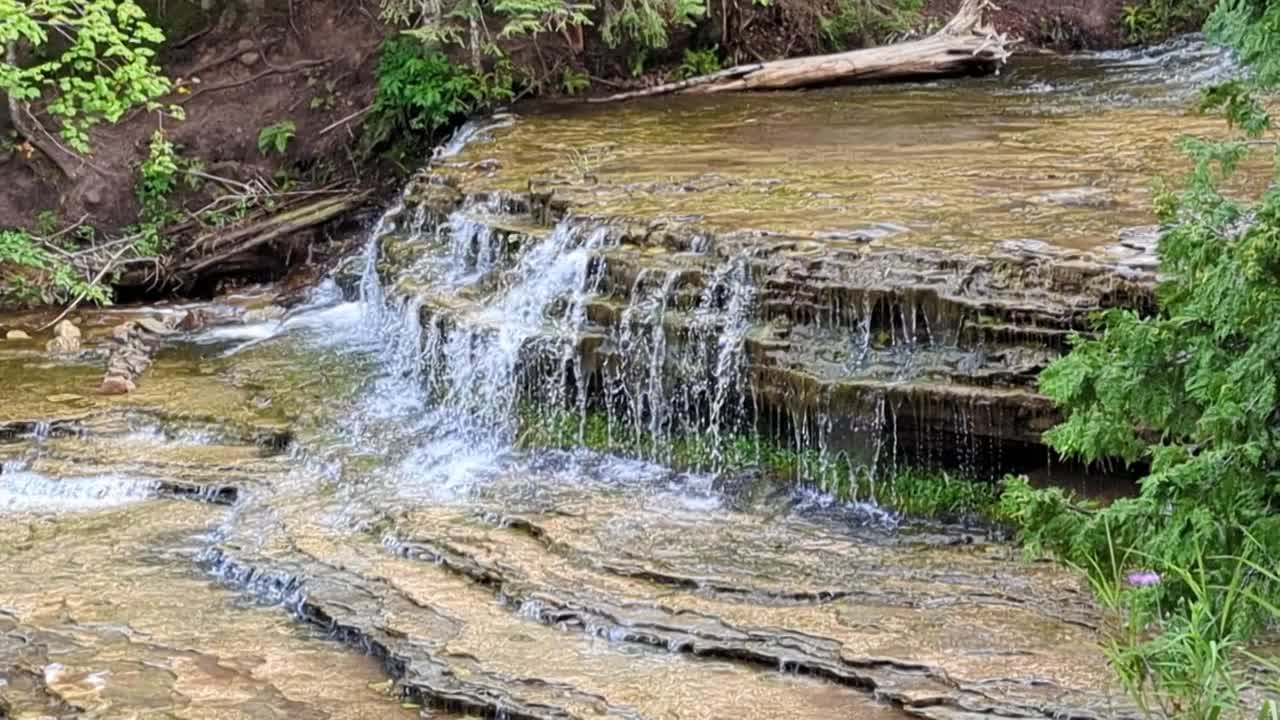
676;46;721;79
819;0;923;51
364;38;513;156
1002;129;1280;635
0;230;110;306
1;0;179;153
1000;8;1280;714
560;68;591;95
1120;0;1216;44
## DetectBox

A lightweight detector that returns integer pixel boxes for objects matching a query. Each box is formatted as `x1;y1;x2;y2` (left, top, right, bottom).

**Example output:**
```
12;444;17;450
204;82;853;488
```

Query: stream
0;38;1244;719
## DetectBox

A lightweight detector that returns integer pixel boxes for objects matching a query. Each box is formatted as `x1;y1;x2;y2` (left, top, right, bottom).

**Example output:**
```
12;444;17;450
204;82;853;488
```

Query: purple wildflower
1126;570;1161;588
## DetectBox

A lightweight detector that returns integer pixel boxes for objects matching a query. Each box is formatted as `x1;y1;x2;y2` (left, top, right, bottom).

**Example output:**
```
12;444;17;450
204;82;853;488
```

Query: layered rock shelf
368;158;1158;476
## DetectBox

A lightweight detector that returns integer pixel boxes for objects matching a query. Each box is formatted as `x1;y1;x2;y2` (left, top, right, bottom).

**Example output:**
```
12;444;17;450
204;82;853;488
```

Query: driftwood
172;192;369;278
592;0;1010;102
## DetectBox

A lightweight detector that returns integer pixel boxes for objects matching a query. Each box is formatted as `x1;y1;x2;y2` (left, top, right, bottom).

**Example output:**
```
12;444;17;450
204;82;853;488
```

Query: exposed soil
1;0;386;239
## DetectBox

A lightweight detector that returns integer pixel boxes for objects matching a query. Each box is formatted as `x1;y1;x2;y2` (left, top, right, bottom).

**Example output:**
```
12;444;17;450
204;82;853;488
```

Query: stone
99;375;137;395
45;336;80;355
54;320;81;340
243;305;287;323
135;317;175;336
4;330;30;340
177;310;208;332
110;323;136;342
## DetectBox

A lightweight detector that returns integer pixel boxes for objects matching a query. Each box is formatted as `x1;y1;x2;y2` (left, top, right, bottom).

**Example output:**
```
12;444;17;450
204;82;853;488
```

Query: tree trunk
591;0;1010;102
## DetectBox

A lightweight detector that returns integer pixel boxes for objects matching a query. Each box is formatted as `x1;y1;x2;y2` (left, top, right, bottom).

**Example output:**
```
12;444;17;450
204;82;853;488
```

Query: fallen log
591;0;1010;102
174;192;370;278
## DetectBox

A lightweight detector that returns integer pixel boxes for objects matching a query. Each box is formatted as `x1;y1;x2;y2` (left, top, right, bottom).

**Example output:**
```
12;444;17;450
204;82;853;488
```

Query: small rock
99;376;137;395
45;336;81;355
1035;187;1115;209
54;320;81;340
177;310;208;332
243;305;286;323
237;51;260;67
110;323;136;342
46;393;83;404
135;317;175;336
5;329;30;340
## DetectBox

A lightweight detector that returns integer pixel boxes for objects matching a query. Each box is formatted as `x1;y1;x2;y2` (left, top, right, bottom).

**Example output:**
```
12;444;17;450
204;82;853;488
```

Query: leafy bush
601;0;705;75
131;130;203;256
364;38;513;156
819;0;923;51
1;0;178;153
1120;0;1216;44
1003;126;1280;638
0;230;110;306
1002;6;1280;713
379;0;707;81
560;68;591;94
676;46;721;79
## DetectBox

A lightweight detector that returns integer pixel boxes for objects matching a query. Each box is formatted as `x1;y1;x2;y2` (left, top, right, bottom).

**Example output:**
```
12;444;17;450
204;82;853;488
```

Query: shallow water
439;37;1262;253
0;269;1130;720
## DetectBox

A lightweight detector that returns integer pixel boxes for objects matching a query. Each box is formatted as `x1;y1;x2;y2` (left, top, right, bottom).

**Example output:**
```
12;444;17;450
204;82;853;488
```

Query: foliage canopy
0;0;175;153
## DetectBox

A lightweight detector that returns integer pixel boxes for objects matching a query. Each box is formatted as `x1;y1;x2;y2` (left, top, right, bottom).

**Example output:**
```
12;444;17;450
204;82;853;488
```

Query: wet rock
100;375;137;395
135;317;176;336
54;320;81;341
46;320;83;354
4;329;30;340
243;305;287;323
45;335;80;355
177;310;208;332
99;321;167;394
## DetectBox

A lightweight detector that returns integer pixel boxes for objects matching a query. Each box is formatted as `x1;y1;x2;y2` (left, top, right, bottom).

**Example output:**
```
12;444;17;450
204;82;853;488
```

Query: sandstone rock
243;305;287;323
110;323;135;342
4;330;29;340
99;375;137;395
45;336;80;355
53;320;81;341
136;317;175;336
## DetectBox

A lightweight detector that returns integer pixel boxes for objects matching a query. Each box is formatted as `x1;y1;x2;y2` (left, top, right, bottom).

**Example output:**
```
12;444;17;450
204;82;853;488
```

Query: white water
0;469;158;512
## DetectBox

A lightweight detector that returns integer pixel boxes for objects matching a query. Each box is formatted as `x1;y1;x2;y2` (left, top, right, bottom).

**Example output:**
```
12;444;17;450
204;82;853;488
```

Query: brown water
0;38;1256;720
441;38;1256;253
